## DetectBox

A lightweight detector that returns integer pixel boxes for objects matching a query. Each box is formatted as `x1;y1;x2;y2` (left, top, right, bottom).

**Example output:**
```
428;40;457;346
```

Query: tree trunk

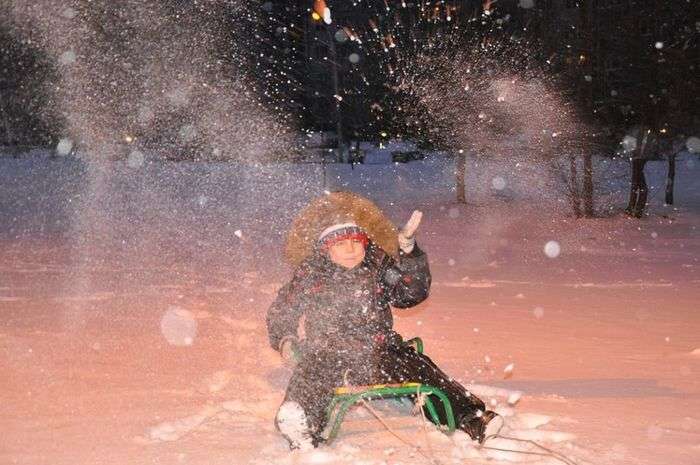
0;100;15;146
626;158;648;217
582;152;594;216
456;152;466;204
665;153;676;205
569;155;582;217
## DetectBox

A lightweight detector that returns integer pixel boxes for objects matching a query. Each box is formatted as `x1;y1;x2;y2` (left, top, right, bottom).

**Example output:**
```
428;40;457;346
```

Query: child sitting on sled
266;191;500;450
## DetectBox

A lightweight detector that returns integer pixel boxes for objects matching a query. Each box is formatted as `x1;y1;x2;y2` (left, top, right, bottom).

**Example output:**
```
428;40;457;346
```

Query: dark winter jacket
266;242;431;358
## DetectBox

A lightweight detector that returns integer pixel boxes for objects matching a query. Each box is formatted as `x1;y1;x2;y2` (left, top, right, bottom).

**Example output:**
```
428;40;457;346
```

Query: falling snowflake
621;135;638;153
544;241;561;258
491;176;506;190
686;136;700;153
56;138;73;156
62;7;77;19
59;50;76;65
127;150;145;168
160;306;197;346
503;363;515;378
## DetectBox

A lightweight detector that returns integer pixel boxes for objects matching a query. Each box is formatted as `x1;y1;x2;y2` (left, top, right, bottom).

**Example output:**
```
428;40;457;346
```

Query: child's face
327;238;366;269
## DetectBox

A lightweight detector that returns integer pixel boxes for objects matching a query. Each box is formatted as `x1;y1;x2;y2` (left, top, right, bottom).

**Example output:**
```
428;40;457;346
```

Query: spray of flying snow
396;48;588;163
7;1;295;330
9;1;292;162
392;35;593;217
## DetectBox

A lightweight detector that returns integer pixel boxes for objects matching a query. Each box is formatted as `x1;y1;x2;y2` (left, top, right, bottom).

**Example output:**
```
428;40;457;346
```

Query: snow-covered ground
1;151;699;465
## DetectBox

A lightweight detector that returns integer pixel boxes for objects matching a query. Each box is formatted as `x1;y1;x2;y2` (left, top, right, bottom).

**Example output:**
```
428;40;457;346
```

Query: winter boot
459;410;502;444
275;401;319;451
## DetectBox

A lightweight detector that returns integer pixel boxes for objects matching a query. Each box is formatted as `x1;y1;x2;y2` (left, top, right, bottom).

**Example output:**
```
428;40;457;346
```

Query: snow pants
283;341;486;437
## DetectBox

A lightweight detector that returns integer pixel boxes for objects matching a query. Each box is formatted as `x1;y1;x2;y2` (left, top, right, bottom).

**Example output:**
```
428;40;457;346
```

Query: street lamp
310;1;347;162
313;0;332;25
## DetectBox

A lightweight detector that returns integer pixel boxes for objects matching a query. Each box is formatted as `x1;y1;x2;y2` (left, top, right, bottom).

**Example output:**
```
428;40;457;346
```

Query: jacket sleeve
266;269;307;352
384;243;432;308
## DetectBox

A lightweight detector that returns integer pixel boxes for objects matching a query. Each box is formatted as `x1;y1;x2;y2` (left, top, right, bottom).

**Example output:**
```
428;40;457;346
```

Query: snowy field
1;151;699;465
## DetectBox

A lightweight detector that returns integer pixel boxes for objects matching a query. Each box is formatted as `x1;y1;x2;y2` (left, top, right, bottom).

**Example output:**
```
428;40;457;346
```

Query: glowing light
124;135;134;143
655;41;664;49
313;0;331;24
544;241;561;258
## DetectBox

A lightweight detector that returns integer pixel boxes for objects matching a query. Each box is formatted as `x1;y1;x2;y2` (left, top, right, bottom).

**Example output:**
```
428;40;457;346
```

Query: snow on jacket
266;241;431;356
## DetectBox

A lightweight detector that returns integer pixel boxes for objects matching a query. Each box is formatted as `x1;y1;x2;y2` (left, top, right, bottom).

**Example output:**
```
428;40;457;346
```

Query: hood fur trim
285;191;398;266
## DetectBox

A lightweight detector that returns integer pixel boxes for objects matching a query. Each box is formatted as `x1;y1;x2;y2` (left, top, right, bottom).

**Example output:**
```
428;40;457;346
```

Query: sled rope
359;397;441;465
414;387;437;463
343;370;441;464
339;373;576;465
479;434;579;465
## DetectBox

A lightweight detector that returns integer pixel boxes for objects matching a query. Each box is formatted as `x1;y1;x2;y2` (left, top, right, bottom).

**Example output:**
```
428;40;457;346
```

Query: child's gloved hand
398;210;423;254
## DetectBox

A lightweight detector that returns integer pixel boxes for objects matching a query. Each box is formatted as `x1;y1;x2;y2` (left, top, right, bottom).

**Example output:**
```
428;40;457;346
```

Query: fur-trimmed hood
285;191;398;266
